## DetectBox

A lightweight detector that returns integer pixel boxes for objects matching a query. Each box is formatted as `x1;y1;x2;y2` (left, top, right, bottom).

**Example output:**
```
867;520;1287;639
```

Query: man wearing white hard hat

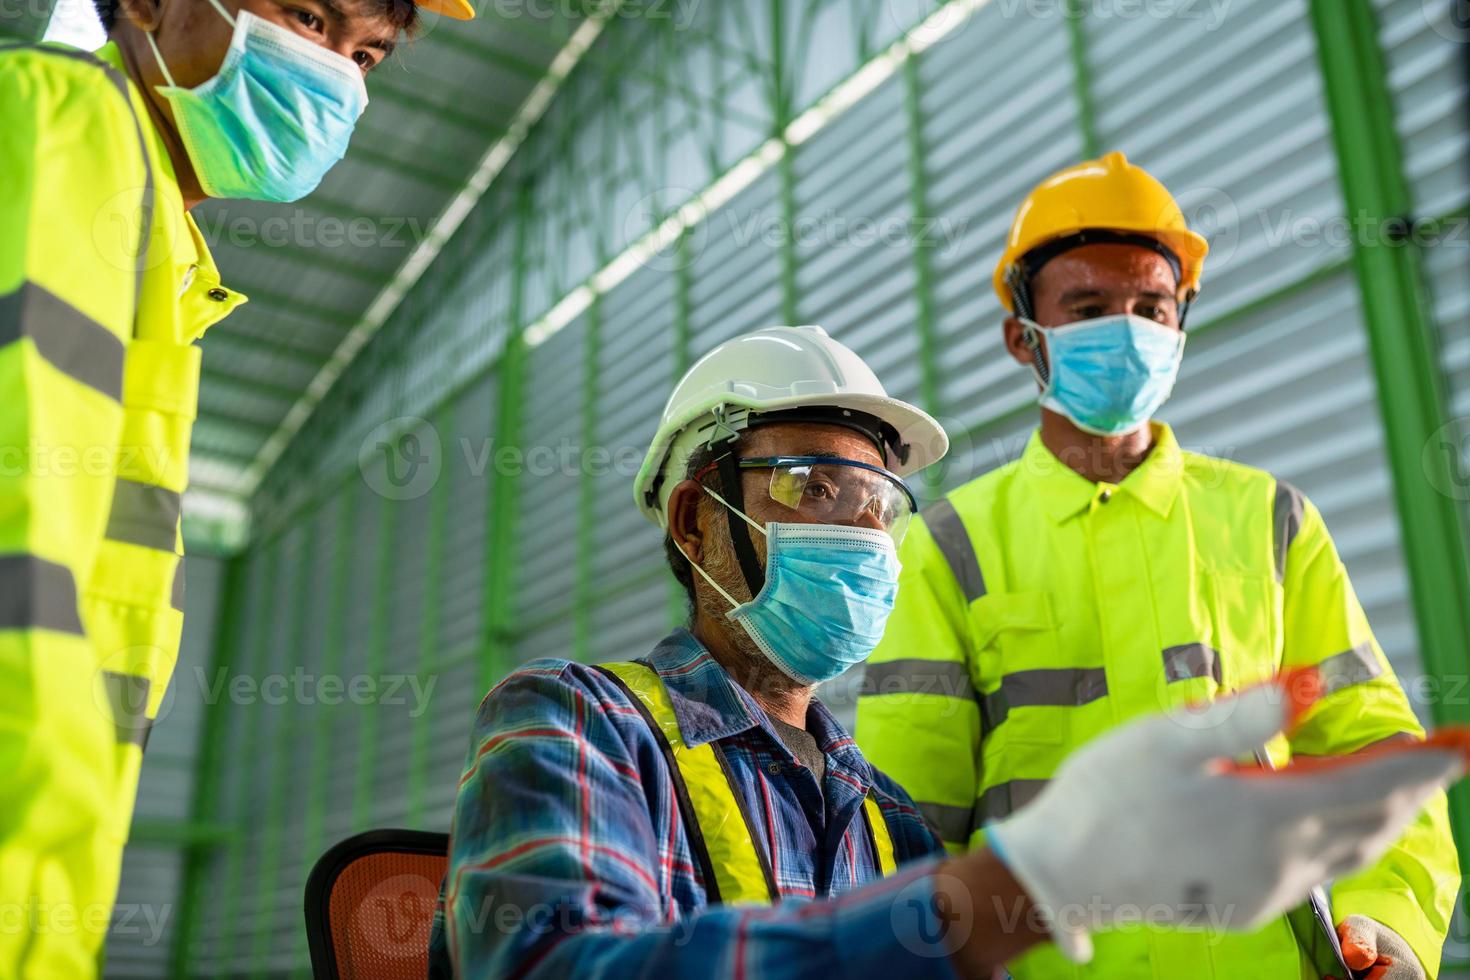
429;325;1466;979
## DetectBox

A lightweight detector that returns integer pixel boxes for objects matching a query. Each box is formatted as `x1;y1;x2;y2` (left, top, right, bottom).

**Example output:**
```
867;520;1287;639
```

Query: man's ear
118;0;165;32
666;480;705;565
1003;315;1035;367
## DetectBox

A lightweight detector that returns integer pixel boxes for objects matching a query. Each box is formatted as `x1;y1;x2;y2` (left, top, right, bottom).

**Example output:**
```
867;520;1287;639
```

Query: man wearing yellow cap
0;0;471;971
856;152;1458;979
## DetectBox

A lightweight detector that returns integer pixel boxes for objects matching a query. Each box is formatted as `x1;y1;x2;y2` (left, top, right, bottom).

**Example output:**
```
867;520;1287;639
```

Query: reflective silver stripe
0;555;84;635
917;800;974;845
859;658;976;702
923;497;986;602
1162;643;1222;684
171;559;186;612
0;43;154;317
980;667;1108;734
101;670;153;749
0;283;126;401
106;478;181;552
1316;642;1382;694
977;779;1049;824
1273;480;1305;582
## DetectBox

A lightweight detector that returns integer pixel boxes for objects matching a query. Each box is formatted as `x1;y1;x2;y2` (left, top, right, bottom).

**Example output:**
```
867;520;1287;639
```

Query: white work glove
1334;914;1425;980
984;685;1463;964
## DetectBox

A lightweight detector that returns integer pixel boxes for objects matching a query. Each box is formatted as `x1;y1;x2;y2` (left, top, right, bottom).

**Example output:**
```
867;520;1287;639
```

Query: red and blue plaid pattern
429;628;958;978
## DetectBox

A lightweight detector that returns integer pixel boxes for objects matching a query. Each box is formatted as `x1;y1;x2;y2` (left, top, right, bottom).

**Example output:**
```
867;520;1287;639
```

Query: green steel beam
289;488;357;977
183;544;278;975
1309;0;1470;866
1062;0;1101;159
170;554;249;979
212;543;281;973
129;821;236;848
407;404;451;827
351;469;399;828
770;0;798;326
576;296;602;663
248;509;320;978
903;55;944;498
481;184;534;690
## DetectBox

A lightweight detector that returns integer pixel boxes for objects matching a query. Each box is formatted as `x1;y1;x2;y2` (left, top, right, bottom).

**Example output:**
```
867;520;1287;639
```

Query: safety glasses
698;455;918;543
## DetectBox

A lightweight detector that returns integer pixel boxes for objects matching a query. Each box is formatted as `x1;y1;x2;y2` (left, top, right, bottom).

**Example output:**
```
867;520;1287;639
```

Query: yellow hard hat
417;0;475;18
992;151;1209;313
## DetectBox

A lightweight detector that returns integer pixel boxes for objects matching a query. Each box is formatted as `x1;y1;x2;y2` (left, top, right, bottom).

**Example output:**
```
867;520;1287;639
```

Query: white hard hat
634;325;949;527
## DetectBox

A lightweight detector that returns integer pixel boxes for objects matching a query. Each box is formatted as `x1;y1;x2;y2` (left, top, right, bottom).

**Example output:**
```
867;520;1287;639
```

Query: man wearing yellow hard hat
0;0;470;971
856;152;1458;978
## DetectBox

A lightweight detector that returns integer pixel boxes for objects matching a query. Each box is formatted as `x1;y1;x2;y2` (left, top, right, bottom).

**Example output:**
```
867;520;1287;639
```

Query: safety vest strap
862;796;897;876
595;660;897;903
595;661;776;904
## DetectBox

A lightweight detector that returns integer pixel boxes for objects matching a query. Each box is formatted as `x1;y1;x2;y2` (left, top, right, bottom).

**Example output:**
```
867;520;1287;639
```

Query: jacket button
767;762;782;775
1100;489;1113;503
207;288;229;301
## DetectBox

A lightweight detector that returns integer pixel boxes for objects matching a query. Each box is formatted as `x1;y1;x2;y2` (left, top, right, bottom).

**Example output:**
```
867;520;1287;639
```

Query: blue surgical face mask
145;0;368;202
1022;313;1186;437
685;489;902;685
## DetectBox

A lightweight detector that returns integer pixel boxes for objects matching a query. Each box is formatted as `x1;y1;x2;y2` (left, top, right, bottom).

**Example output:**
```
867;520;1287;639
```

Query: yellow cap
416;0;475;19
992;151;1208;312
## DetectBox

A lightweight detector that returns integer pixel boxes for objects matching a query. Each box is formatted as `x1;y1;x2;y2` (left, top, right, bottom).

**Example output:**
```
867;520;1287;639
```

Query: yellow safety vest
856;422;1458;979
597;660;895;903
0;40;244;976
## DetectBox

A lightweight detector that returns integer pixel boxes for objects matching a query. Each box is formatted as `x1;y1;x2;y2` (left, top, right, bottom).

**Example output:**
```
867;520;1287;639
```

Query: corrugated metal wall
136;1;1468;975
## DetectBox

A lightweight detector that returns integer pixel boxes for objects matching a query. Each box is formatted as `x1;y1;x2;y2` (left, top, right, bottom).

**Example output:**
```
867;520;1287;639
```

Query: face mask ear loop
147;0;236;89
702;484;767;538
713;452;768;601
682;482;765;612
682;549;742;611
144;29;178;88
202;0;237;26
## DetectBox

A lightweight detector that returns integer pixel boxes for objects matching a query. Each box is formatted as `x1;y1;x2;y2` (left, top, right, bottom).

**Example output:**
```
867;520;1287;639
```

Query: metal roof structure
186;3;602;530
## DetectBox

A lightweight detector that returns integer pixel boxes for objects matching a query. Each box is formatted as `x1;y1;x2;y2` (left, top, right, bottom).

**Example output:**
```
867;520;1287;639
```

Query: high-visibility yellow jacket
0;40;243;976
856;422;1459;979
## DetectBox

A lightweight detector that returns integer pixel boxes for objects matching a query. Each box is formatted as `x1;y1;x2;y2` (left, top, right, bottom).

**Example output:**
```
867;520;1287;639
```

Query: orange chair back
304;830;448;979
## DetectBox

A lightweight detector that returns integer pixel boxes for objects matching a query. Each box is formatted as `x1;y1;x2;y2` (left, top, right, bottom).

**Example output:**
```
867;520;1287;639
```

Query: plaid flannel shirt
429;628;960;978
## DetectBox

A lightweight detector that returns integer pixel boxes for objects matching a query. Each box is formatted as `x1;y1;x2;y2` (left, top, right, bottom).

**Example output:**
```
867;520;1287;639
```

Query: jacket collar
1020;421;1185;523
94;42;246;339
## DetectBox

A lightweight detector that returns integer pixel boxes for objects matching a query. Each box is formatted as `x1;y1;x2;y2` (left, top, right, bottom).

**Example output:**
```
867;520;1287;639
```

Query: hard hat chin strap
715;450;768;600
